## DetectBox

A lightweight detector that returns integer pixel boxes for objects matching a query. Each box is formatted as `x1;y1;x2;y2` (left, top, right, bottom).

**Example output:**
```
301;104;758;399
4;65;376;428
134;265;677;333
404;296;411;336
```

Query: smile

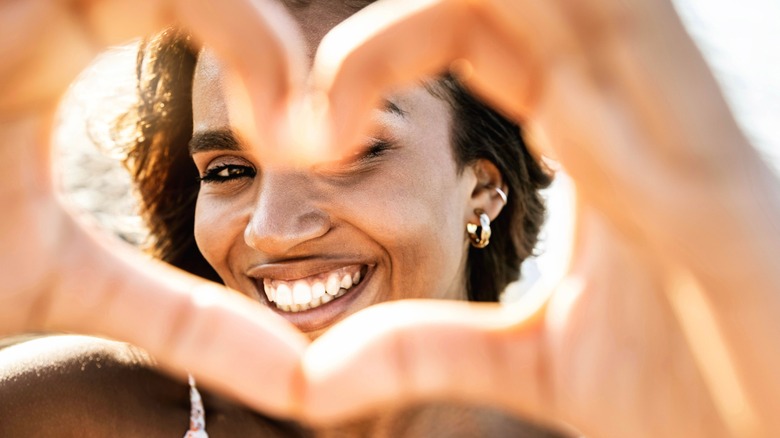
261;265;366;312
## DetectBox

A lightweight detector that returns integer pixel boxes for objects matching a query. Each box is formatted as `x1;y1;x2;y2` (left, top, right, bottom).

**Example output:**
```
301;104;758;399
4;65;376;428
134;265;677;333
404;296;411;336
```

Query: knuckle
159;283;221;368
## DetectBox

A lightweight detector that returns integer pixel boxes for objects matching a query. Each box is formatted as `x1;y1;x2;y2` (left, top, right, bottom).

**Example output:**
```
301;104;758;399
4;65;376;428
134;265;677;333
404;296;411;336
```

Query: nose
244;169;330;255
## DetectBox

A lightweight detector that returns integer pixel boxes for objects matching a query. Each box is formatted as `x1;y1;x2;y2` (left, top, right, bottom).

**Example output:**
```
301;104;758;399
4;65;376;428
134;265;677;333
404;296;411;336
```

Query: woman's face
190;0;481;336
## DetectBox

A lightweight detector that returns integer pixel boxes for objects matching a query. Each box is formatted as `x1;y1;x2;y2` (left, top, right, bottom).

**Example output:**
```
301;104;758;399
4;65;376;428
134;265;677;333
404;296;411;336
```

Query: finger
88;0;307;163
78;0;306;105
308;0;570;160
310;0;477;158
173;0;308;161
448;13;535;122
26;215;309;418
2;0;304;155
299;296;553;426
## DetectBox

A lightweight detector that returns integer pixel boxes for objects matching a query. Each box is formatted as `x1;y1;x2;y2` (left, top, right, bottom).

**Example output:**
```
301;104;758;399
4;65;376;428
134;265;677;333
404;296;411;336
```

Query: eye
342;138;392;170
198;164;256;184
311;137;395;179
337;138;393;172
358;139;392;162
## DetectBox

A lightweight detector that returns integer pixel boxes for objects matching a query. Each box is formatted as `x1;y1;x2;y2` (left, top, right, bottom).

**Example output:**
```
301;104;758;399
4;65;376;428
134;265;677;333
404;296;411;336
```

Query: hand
0;0;311;418
298;0;780;436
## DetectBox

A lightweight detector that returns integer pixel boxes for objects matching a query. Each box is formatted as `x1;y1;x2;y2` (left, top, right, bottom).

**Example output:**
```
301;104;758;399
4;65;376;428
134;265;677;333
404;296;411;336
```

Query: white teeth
311;281;326;300
263;279;275;302
326;274;341;296
275;284;292;306
261;266;366;313
340;274;353;289
292;281;312;305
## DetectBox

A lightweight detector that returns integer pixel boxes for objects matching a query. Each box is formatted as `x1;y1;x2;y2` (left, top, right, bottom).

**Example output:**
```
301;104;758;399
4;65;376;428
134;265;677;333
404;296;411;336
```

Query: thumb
33;215;310;419
300;296;553;426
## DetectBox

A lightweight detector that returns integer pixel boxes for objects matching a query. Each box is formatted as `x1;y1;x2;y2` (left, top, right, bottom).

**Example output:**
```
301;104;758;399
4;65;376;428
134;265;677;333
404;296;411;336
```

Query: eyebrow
189;100;405;155
383;99;407;117
189;129;243;155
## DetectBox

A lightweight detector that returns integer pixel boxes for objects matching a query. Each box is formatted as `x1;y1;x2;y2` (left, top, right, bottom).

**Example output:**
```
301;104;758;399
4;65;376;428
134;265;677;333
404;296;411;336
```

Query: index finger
308;0;548;160
172;0;308;158
299;298;552;425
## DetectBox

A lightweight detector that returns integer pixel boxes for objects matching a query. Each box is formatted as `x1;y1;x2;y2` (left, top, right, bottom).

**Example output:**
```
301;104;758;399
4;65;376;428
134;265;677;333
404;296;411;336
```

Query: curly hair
120;28;552;301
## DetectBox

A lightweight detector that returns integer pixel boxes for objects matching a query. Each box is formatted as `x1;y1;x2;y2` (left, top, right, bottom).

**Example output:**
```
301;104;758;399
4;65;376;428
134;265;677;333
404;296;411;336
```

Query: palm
0;183;67;332
537;202;720;437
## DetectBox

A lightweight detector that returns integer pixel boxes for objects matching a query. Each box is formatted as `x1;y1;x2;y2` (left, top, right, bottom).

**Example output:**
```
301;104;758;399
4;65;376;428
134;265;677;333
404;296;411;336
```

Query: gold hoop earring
467;210;492;248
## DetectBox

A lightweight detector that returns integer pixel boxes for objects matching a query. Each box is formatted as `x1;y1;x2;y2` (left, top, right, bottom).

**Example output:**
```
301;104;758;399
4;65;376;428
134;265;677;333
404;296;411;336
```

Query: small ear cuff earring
467;209;492;248
485;185;509;205
490;185;508;205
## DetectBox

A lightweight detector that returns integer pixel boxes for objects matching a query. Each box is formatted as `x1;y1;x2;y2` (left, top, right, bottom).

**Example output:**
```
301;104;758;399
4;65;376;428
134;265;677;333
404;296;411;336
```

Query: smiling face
191;48;483;335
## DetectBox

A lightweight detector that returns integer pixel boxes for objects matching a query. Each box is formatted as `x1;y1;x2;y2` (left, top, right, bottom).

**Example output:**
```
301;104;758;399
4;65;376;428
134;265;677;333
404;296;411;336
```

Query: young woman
126;31;551;333
3;0;779;436
1;0;563;436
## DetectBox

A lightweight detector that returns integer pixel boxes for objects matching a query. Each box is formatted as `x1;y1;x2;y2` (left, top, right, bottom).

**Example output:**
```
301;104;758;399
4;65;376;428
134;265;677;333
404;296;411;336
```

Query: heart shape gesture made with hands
1;1;779;437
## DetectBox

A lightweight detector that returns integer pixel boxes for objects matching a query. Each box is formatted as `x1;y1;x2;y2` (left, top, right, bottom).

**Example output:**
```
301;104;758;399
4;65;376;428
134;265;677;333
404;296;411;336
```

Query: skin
0;1;539;436
1;0;779;436
191;51;501;337
300;1;780;436
0;0;312;420
184;1;538;433
0;335;309;437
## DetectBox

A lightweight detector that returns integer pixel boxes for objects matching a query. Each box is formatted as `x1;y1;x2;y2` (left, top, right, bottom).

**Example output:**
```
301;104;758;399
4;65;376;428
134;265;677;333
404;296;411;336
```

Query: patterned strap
183;374;209;438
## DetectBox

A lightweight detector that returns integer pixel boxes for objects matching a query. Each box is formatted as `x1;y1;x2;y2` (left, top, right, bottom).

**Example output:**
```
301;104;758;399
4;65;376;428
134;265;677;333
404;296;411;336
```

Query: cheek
386;186;468;298
340;157;471;298
194;194;245;274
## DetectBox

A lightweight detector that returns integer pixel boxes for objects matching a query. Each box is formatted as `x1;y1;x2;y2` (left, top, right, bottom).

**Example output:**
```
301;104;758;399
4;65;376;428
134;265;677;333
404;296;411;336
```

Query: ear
466;159;508;224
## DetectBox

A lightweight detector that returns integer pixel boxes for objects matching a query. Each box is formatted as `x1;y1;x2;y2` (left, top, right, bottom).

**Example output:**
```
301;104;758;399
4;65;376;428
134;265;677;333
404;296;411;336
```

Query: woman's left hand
292;1;780;437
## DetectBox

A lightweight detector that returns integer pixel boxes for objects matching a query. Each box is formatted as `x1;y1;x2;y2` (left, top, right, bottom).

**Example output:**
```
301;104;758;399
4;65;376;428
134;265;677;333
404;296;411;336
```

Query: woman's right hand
0;0;311;418
0;0;309;119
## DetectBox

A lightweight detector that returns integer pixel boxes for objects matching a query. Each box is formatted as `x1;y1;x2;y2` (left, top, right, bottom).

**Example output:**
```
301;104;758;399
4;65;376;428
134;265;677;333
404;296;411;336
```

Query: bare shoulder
0;335;190;437
0;335;310;437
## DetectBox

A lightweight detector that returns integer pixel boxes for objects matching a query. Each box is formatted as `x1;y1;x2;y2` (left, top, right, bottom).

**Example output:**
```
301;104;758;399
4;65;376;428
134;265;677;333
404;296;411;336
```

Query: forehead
192;51;451;140
192;51;230;132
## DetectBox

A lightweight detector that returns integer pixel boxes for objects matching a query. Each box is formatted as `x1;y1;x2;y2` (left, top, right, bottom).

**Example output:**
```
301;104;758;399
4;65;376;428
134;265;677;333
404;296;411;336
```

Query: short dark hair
120;29;552;301
431;78;552;301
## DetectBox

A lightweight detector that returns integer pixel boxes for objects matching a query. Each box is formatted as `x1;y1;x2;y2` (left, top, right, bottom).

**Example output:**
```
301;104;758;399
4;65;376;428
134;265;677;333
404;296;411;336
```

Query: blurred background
53;0;780;300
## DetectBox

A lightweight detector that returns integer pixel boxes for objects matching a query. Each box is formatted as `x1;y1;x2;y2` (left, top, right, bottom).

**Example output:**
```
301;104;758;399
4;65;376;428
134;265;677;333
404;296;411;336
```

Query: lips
261;265;365;312
246;262;374;332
